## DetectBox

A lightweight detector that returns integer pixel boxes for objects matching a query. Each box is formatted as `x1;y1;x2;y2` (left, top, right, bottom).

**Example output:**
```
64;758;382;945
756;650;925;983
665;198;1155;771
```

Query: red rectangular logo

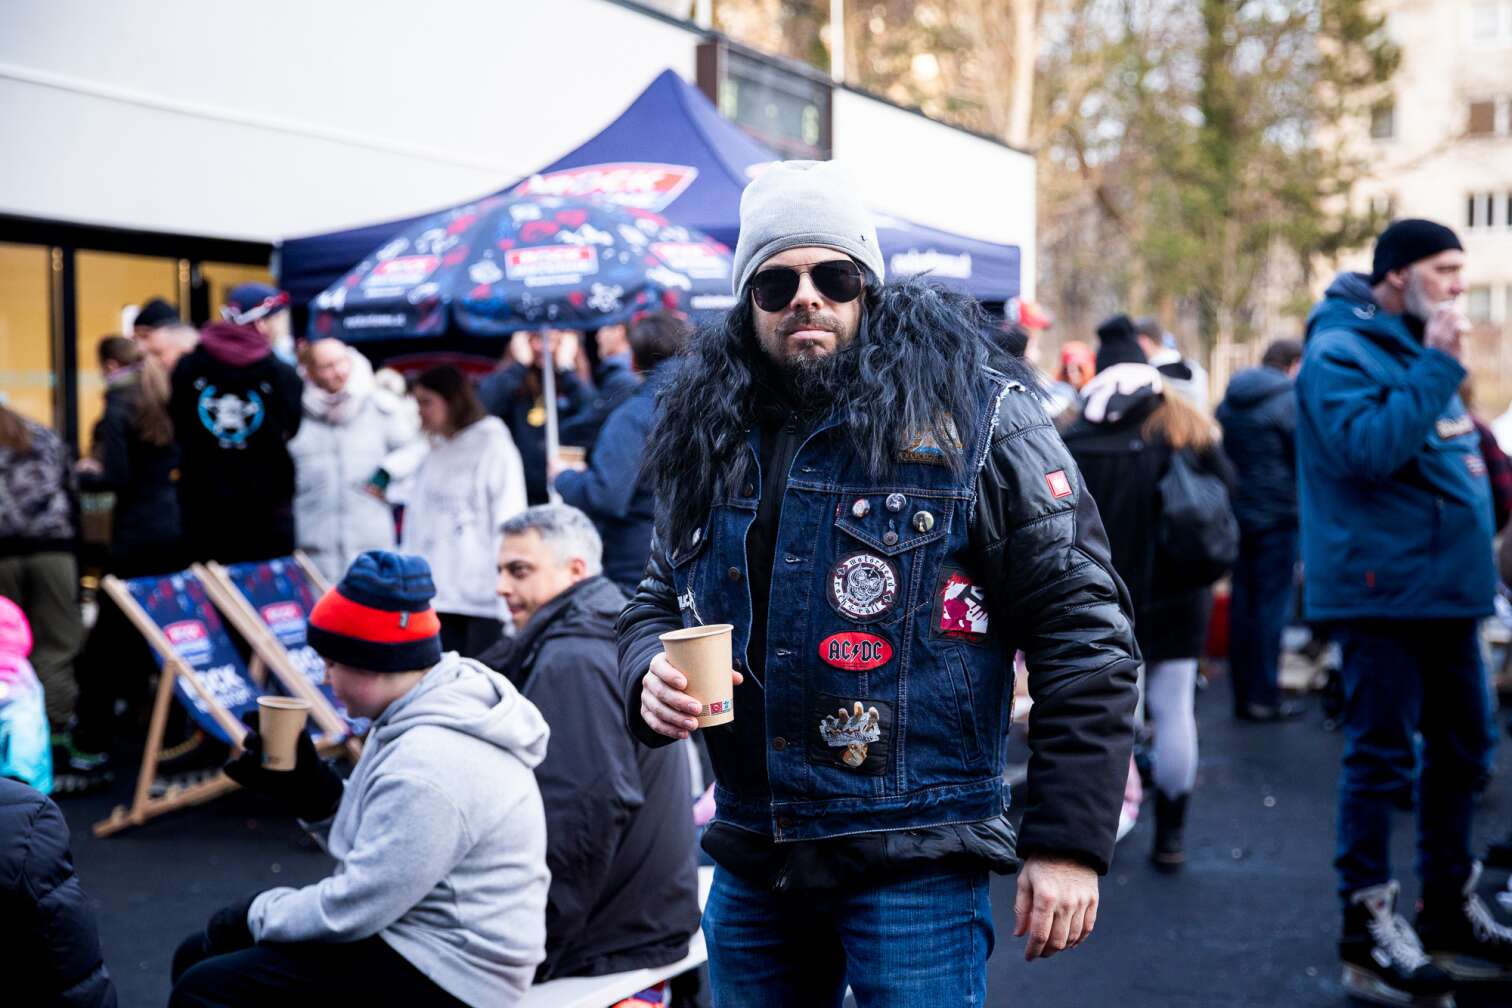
1046;470;1073;499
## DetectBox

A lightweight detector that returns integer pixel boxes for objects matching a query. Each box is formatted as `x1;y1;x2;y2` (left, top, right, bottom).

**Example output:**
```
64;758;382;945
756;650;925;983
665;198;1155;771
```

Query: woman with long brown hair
1061;315;1236;871
400;366;527;657
58;336;187;792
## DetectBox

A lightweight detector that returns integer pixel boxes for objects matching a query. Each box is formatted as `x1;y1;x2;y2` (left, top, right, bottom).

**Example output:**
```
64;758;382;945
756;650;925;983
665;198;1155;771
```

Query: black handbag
1157;449;1239;589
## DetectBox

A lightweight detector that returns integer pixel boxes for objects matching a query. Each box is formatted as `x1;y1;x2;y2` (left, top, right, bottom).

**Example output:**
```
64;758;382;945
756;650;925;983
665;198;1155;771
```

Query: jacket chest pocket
824;495;950;628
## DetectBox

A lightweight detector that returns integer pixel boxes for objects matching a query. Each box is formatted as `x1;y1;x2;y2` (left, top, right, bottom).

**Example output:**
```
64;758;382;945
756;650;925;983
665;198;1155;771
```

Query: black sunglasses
749;260;864;312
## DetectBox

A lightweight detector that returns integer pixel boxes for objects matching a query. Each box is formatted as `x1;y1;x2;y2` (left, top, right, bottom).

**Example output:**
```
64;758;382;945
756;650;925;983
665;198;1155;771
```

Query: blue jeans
1334;619;1490;900
702;864;994;1007
1227;526;1297;712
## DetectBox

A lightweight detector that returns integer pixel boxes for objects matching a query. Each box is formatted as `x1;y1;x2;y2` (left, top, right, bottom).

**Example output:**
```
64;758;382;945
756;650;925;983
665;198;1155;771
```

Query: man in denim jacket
617;160;1139;1006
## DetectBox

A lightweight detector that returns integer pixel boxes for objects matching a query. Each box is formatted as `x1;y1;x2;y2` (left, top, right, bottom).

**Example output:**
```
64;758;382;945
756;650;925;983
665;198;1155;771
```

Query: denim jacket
619;370;1140;872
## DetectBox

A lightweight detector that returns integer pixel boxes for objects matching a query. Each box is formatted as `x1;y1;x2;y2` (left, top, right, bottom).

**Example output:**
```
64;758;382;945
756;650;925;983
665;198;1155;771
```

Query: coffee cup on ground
257;696;311;771
658;624;736;727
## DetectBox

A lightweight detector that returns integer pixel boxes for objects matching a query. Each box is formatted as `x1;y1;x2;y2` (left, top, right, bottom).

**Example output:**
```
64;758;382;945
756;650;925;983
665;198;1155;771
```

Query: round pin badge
827;552;899;623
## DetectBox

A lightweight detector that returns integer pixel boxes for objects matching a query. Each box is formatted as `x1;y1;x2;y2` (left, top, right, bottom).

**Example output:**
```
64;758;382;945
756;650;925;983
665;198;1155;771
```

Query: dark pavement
60;672;1512;1008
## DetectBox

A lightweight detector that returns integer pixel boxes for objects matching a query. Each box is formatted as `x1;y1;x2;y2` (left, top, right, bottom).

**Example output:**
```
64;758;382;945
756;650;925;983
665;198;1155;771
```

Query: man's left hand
1013;854;1098;960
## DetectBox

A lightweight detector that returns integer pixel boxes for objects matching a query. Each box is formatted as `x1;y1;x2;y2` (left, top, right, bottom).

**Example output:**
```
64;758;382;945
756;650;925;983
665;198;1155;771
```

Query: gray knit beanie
731;160;885;296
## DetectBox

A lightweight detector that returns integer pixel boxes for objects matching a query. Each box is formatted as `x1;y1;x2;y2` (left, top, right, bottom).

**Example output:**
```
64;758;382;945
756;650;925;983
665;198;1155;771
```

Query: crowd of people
4;162;1512;1008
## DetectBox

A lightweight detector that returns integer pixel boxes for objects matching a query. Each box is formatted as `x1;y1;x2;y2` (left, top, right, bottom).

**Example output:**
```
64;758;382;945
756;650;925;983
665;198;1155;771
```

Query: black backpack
1157;449;1238;589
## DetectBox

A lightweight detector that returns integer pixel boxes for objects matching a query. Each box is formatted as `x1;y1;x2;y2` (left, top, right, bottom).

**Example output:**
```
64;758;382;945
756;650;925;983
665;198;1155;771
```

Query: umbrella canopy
309;193;735;341
280;70;1021;309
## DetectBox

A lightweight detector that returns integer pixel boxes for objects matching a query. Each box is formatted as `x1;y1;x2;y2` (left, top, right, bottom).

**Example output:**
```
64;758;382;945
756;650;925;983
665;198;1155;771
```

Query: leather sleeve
615;535;683;749
970;388;1141;875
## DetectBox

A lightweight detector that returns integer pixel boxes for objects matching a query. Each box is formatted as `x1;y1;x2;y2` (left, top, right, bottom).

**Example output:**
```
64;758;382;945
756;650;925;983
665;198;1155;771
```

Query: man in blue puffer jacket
1298;219;1511;1006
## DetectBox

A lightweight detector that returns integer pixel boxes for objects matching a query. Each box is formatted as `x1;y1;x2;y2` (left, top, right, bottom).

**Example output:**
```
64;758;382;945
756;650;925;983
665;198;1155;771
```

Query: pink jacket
0;596;33;684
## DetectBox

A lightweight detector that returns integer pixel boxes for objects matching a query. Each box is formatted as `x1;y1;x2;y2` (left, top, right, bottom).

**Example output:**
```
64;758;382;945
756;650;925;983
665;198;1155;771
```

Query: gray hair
500;504;602;575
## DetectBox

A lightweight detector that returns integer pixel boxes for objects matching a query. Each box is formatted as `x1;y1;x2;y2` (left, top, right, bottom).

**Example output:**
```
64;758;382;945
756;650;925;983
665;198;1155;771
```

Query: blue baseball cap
222;283;290;325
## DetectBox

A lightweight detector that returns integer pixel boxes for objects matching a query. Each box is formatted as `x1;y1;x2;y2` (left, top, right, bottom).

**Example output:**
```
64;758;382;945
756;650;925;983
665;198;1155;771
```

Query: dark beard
777;342;854;410
769;309;856;409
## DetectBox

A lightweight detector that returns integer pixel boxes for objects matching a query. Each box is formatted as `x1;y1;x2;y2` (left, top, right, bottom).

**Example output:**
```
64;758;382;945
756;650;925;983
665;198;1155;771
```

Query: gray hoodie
248;655;551;1007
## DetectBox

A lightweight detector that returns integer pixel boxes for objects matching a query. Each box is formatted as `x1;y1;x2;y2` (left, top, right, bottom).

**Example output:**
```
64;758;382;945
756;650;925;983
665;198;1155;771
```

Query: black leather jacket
618;383;1141;874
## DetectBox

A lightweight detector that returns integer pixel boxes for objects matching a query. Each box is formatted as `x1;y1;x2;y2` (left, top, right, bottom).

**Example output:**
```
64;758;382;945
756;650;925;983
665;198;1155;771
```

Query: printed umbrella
308;192;736;342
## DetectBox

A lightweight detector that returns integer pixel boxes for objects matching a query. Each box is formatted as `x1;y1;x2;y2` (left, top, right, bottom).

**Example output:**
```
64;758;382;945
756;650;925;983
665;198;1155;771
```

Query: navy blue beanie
1370;219;1463;284
307;551;443;672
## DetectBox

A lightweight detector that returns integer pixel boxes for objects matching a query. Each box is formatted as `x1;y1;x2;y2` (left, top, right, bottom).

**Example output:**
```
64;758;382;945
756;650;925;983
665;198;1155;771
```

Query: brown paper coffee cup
659;624;735;727
258;696;311;771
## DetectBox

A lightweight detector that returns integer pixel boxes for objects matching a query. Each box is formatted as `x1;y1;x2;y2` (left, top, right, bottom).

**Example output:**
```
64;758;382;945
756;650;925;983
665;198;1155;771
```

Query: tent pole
541;328;561;504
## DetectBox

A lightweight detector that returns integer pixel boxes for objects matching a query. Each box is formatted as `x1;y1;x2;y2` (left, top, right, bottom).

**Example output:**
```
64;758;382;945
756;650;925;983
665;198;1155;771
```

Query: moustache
778;312;843;338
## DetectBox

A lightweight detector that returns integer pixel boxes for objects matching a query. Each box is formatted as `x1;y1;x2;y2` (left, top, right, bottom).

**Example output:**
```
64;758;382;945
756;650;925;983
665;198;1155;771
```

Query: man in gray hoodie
169;551;551;1008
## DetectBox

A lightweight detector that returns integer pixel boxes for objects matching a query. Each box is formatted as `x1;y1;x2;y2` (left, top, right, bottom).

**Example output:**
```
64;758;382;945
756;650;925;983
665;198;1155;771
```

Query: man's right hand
1425;305;1465;360
640;651;743;740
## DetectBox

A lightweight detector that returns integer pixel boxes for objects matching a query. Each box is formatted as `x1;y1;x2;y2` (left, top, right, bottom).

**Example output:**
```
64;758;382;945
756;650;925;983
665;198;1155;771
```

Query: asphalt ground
59;669;1512;1008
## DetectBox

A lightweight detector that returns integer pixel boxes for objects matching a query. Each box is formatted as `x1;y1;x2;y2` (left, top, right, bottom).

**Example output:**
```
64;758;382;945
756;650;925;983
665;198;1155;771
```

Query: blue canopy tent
278;69;1020;311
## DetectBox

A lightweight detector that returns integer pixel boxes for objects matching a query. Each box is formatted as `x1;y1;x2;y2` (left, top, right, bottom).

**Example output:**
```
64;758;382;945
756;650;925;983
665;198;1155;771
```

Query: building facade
1355;0;1512;404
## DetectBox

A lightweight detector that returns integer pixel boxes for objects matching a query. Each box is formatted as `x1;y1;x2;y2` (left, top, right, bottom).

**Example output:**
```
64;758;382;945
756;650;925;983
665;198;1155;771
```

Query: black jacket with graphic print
169;326;302;563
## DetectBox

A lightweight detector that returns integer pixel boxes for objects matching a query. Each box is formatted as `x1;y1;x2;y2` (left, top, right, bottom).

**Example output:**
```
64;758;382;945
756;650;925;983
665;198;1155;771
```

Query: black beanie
1095;314;1146;373
134;298;181;330
1370;219;1463;284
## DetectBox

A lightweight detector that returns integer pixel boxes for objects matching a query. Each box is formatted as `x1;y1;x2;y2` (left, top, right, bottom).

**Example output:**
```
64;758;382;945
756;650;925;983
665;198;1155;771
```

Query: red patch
1046;470;1073;499
819;632;894;671
567;290;586;307
519;221;561;242
935;570;990;644
445;214;476;235
554;209;589;229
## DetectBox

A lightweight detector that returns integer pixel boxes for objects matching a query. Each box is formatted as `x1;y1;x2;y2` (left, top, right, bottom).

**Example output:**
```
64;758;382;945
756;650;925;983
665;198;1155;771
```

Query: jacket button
727;567;742;582
885;493;906;512
851;498;871;518
772;737;787;751
777;815;793;829
912;511;934;533
742;483;754;497
882;530;899;546
691;527;702;545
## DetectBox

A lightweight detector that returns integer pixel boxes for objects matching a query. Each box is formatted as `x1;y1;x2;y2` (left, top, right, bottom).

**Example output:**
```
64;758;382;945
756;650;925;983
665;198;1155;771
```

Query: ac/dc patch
809;693;892;774
933;568;990;645
827;552;899;623
818;631;893;671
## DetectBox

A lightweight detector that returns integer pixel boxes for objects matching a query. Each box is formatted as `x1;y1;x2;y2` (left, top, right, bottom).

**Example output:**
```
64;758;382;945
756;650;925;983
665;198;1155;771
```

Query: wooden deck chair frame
195;554;361;764
94;575;250;838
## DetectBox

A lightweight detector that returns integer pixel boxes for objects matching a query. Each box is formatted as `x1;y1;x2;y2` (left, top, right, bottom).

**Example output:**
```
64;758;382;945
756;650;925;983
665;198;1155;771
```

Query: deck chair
93;569;260;837
196;553;364;763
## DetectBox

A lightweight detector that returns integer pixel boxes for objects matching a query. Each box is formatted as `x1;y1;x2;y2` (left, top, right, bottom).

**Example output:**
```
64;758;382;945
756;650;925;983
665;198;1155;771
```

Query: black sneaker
1340;881;1455;1007
49;733;115;796
1417;862;1512;982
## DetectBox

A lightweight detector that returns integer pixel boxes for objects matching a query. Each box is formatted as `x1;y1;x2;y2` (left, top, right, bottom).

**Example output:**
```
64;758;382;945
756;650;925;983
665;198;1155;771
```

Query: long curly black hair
644;278;1034;553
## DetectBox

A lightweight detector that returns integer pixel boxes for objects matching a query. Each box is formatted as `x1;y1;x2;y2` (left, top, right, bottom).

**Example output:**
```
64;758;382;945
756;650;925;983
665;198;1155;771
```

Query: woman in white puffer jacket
400;365;527;657
290;340;421;583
